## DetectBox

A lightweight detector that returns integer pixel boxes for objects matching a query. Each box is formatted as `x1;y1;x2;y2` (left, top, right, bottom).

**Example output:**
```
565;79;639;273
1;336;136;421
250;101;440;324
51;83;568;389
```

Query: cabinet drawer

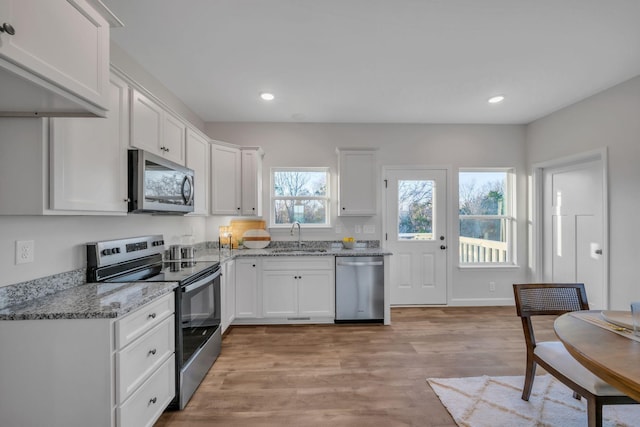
116;293;175;349
117;315;175;404
262;257;333;271
117;355;176;427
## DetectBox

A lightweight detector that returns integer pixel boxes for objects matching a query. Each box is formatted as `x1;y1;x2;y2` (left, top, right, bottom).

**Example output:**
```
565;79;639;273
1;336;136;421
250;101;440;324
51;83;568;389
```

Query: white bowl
243;229;271;249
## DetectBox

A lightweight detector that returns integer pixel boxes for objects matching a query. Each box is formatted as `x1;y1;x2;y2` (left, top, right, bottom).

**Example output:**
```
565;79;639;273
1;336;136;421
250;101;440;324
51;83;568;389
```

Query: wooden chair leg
521;354;537;401
586;398;602;427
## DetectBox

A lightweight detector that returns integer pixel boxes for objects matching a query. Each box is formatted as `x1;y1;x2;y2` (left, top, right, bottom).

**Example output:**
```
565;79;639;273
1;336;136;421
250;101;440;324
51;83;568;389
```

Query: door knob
0;23;15;36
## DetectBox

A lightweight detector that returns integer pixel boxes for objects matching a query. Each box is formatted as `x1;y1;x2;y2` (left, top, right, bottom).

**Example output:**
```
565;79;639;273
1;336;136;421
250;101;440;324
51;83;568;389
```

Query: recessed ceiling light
260;92;275;101
488;95;505;104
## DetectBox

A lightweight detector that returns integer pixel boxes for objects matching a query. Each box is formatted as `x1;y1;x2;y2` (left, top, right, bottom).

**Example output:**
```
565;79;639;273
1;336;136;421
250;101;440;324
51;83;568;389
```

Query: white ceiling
103;0;640;124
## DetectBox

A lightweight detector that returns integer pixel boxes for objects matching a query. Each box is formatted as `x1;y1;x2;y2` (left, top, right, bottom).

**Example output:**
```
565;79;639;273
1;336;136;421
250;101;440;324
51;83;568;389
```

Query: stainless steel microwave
128;149;195;214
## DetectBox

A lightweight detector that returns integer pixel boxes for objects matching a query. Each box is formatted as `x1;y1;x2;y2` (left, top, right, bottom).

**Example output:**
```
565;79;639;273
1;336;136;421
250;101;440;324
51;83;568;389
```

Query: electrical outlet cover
16;240;34;264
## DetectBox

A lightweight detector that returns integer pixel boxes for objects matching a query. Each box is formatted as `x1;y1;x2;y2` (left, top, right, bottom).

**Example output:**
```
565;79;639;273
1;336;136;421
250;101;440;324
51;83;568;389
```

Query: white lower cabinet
221;258;236;333
117;356;175;427
0;293;175;427
235;257;260;318
261;257;335;321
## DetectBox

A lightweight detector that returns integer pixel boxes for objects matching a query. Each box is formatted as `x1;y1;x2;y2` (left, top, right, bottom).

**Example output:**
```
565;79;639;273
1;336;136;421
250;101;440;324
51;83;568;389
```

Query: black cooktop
147;260;220;283
101;260;219;285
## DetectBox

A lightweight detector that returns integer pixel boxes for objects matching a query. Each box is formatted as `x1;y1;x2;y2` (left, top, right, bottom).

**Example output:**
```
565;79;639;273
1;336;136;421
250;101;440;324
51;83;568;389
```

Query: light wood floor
155;306;557;426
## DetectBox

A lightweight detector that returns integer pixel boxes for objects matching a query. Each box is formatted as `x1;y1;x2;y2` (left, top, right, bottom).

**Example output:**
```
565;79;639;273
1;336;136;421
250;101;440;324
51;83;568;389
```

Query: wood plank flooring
155;306;557;426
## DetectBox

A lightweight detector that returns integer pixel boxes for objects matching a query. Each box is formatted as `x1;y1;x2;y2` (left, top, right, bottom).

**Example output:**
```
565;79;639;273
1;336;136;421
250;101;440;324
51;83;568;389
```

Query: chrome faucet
290;221;302;248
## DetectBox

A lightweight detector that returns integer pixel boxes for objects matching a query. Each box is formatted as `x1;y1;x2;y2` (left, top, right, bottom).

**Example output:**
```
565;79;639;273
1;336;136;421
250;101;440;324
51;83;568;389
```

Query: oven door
178;267;221;367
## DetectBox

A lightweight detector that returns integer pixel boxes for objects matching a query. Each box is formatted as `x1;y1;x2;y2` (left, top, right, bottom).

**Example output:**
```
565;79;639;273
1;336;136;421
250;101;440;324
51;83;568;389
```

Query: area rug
427;375;639;427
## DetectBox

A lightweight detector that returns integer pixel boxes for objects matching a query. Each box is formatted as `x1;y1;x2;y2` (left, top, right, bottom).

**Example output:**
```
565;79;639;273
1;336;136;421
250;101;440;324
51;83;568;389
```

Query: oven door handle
182;268;221;293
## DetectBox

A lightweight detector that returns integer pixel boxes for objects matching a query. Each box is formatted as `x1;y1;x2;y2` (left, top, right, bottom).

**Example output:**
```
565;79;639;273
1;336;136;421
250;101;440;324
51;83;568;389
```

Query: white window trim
458;168;517;267
270;167;331;228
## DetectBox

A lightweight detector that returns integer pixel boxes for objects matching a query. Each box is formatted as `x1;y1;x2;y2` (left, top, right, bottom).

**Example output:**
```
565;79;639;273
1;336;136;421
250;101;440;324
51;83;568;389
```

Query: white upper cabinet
337;148;378;216
162;111;186;165
49;71;130;213
241;147;263;216
185;127;209;215
0;0;118;117
130;89;186;165
210;142;241;215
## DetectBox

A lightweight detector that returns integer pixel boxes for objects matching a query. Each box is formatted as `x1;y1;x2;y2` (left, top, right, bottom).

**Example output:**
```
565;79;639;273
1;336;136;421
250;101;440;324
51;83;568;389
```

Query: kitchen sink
271;248;328;253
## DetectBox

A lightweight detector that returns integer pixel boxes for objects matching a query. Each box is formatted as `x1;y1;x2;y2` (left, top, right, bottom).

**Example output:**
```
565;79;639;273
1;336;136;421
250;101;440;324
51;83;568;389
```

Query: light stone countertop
197;246;392;264
0;281;177;321
0;243;391;321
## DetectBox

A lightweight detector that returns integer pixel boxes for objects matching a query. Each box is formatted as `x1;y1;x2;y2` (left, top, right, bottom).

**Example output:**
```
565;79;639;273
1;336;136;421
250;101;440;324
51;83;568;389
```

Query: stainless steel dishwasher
335;256;384;323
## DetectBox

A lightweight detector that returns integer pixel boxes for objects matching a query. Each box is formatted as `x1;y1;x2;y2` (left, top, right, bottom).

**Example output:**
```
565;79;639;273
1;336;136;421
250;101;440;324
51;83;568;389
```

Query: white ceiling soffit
103;0;640;124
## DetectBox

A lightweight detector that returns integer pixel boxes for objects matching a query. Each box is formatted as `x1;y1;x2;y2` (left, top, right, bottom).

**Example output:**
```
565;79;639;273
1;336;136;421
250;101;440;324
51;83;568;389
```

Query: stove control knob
101;249;112;256
113;248;121;254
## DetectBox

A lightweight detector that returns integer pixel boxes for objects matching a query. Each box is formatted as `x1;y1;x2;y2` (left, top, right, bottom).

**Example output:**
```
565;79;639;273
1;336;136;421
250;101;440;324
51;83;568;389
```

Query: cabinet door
298;270;335;317
186;128;209;215
131;90;163;154
235;258;259;318
262;271;298;317
241;148;262;216
49;72;129;212
338;149;377;216
224;259;236;329
210;143;241;215
162;112;186;165
0;0;110;114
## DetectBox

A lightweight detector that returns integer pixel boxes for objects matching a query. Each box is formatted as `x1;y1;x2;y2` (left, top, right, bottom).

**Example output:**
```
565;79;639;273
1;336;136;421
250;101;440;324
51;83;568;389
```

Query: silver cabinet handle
148;313;156;319
148;349;157;356
149;397;157;405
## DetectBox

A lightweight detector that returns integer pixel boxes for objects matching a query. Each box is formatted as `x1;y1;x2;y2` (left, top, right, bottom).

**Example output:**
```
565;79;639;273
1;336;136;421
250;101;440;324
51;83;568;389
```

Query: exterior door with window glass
384;168;447;305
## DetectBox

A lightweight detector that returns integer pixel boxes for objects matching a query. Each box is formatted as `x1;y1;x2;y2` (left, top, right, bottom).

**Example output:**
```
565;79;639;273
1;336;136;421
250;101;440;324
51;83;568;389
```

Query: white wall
526;75;640;309
110;43;205;133
0;215;206;287
205;122;528;305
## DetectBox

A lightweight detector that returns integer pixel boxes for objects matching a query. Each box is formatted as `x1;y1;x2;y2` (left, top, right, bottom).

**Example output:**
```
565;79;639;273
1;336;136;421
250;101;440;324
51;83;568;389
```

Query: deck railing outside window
459;236;507;263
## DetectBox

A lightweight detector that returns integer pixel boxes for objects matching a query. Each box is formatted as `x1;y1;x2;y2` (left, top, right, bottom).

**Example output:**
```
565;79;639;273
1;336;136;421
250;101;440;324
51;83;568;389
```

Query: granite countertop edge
199;248;393;263
0;282;178;321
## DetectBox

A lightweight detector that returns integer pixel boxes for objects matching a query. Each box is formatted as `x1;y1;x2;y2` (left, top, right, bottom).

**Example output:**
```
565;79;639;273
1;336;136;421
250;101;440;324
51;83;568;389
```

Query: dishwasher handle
336;260;383;267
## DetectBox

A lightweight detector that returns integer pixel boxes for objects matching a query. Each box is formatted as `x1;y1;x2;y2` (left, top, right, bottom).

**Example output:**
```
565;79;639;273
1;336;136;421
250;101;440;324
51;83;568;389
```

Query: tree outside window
459;170;514;264
271;168;329;226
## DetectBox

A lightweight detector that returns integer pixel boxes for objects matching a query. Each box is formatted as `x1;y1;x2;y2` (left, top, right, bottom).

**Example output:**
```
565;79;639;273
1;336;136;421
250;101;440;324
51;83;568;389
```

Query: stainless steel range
87;235;221;410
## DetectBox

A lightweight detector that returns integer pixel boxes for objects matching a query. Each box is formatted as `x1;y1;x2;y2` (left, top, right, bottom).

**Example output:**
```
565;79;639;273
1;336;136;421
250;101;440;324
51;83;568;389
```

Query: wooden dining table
554;311;640;402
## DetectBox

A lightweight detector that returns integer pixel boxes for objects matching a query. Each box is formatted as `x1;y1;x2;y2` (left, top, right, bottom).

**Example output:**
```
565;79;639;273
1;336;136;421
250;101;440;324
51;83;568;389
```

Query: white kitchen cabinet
210;142;241;215
0;0;118;117
131;89;186;165
337;148;378;216
162;111;187;165
235;257;260;318
221;258;236;333
0;293;175;427
262;270;298;317
241;146;263;216
49;72;130;213
186;127;210;215
262;257;335;320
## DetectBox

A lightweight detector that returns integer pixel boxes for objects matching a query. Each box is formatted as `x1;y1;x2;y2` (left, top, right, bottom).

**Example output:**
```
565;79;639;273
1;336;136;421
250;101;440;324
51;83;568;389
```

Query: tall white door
543;159;606;309
385;168;448;305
